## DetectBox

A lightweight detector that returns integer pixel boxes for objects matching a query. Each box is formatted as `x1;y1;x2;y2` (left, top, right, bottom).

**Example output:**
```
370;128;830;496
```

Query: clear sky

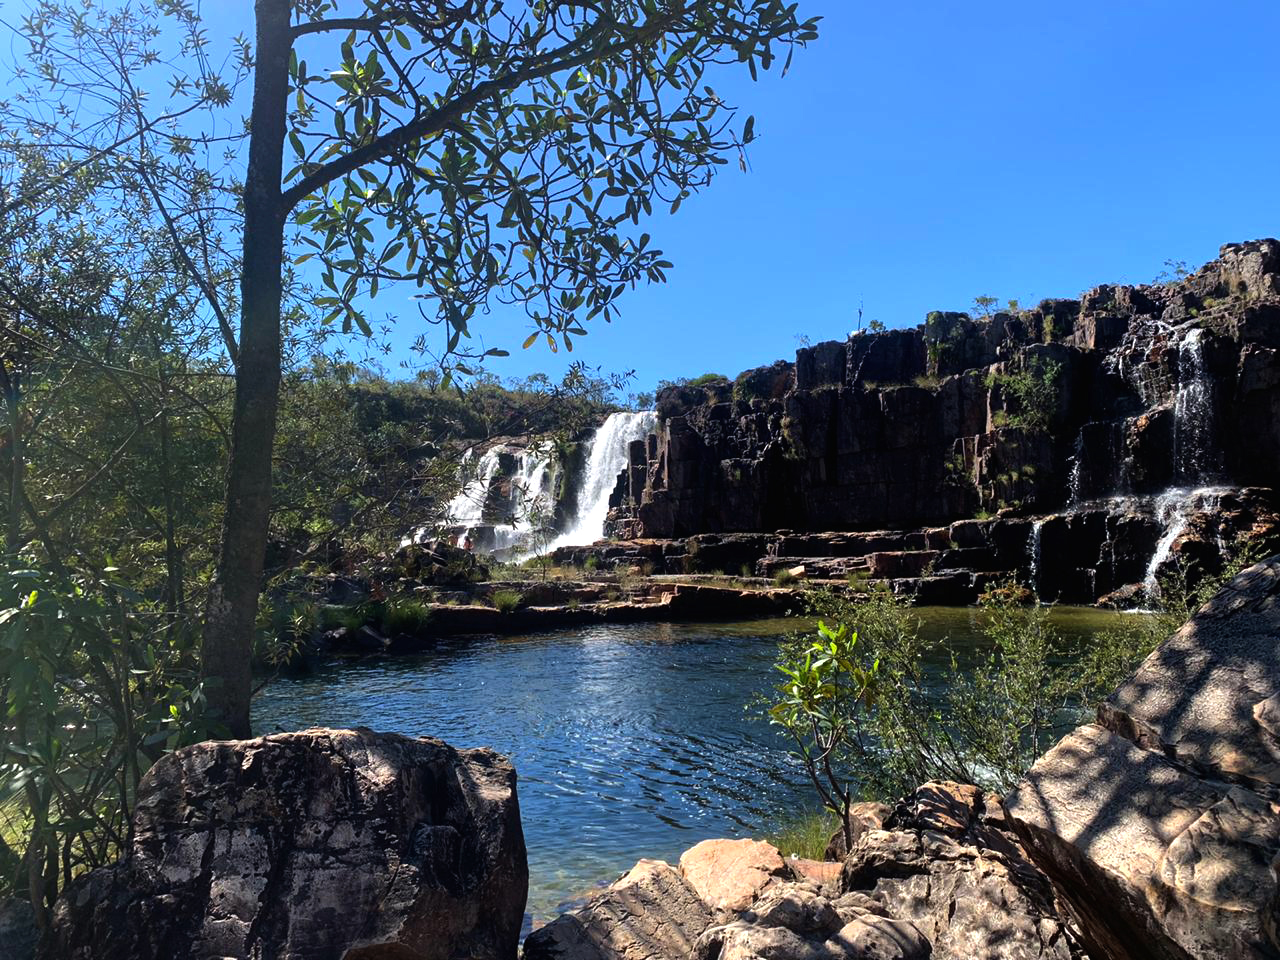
382;0;1277;395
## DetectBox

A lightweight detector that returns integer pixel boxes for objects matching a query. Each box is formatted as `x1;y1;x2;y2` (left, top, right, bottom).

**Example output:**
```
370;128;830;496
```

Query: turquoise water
252;608;1135;922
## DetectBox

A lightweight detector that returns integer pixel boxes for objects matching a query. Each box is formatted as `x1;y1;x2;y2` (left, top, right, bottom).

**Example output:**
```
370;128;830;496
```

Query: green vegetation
689;373;730;387
765;582;1153;819
766;810;839;861
774;569;800;587
984;359;1062;433
381;599;434;637
492;590;523;614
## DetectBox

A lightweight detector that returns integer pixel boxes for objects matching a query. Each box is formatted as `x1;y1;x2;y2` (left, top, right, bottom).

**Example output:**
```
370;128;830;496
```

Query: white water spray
1143;486;1231;596
552;411;657;548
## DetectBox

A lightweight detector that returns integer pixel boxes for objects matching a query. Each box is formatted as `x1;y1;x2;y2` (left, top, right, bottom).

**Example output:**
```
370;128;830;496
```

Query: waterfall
552;411;657;549
408;442;557;553
1026;519;1045;595
1143;486;1230;596
1172;327;1217;484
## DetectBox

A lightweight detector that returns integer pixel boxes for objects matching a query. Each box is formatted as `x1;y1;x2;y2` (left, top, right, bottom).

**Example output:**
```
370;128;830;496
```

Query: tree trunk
201;0;292;738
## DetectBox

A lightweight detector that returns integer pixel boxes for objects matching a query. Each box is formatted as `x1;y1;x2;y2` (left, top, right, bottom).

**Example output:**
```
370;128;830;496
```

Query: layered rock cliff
596;240;1280;601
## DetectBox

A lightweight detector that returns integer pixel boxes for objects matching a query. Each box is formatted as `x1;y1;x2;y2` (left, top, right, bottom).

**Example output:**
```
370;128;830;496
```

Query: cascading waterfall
552;411;657;549
1171;326;1217;484
423;442;559;553
1143;486;1230;596
1026;518;1046;595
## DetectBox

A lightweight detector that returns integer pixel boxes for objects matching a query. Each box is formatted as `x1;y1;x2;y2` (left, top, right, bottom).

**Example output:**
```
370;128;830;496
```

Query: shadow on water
251;607;1138;924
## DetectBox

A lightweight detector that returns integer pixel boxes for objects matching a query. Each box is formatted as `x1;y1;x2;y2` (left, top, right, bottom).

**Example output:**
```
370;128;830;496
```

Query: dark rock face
0;898;36;960
1005;556;1280;960
600;242;1280;593
43;728;527;960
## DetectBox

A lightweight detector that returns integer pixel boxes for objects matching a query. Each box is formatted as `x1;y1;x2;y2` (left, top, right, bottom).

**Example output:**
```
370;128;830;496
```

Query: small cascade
1143;486;1231;596
423;442;559;554
1066;432;1085;506
1171;327;1217;484
552;411;658;549
1026;519;1045;595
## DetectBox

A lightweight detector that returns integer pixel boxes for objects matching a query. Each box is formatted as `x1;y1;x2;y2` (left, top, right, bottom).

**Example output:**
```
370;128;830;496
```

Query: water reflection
252;608;1135;921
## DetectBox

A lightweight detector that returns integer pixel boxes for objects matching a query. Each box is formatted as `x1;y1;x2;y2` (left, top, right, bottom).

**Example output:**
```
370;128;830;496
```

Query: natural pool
252;606;1139;924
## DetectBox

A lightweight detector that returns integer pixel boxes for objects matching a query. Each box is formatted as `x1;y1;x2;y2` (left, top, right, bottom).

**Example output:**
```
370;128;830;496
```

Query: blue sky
388;0;1277;395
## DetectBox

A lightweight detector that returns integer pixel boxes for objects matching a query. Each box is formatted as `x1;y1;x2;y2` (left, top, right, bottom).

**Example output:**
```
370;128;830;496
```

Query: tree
7;0;818;735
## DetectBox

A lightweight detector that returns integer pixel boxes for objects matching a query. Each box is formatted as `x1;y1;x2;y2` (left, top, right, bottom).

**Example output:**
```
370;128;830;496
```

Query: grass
774;569;799;587
492;589;522;613
766;810;838;861
381;598;433;635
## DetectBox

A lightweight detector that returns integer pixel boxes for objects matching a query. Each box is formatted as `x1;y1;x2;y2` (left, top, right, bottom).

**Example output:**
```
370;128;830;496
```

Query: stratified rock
43;727;527;960
1005;556;1280;960
840;782;1075;960
523;859;713;960
679;838;787;912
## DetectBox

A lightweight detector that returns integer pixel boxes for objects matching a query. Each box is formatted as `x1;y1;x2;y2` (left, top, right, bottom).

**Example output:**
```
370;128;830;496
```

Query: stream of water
253;608;1137;924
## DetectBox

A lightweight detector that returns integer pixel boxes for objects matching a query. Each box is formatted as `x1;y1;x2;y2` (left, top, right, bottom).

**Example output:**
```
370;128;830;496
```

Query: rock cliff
583;240;1280;602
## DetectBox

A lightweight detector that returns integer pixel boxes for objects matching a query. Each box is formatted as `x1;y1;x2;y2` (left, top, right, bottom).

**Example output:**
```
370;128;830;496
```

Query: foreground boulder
840;782;1076;960
527;782;1075;960
44;727;527;960
523;859;714;960
1005;556;1280;960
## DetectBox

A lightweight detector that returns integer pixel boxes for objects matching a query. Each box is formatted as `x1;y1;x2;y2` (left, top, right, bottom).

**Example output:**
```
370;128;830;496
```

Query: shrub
774;569;798;587
492;589;522;613
584;555;600;572
687;372;728;387
0;563;214;914
381;599;433;635
984;359;1061;433
764;580;1164;812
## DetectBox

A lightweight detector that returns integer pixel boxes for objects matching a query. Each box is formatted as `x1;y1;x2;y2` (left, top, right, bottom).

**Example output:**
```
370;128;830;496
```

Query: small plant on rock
492;590;522;614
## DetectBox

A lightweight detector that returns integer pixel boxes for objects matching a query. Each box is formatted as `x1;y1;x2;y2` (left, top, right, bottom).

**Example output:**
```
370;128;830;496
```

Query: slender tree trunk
0;361;22;556
201;0;292;738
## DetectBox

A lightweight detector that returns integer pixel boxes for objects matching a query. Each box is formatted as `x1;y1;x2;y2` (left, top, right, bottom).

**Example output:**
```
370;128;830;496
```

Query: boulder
679;838;787;913
840;782;1075;960
43;727;527;960
693;885;929;960
1005;556;1280;960
523;859;714;960
0;898;36;960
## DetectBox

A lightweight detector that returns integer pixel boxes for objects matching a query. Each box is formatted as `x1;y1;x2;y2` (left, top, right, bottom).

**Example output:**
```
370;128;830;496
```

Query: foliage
491;589;522;614
767;620;878;849
867;319;887;334
0;563;214;915
766;809;838;861
774;569;799;587
380;599;433;637
984;359;1062;433
765;580;1167;808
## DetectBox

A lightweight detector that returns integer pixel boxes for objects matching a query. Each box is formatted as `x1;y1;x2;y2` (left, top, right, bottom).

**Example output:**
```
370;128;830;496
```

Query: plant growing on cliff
984;359;1062;433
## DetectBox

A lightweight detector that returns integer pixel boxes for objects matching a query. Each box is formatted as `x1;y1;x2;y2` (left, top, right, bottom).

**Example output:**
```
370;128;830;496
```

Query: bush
491;589;522;613
765;579;1159;814
984;359;1061;433
687;372;728;387
774;569;798;587
0;563;214;916
381;598;433;635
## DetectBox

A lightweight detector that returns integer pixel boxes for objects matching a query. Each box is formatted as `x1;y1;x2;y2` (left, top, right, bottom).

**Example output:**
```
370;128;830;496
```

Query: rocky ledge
525;781;1077;960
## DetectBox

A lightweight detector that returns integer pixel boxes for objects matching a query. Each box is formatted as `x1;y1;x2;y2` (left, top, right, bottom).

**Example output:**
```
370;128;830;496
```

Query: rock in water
1005;555;1280;960
43;727;527;960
